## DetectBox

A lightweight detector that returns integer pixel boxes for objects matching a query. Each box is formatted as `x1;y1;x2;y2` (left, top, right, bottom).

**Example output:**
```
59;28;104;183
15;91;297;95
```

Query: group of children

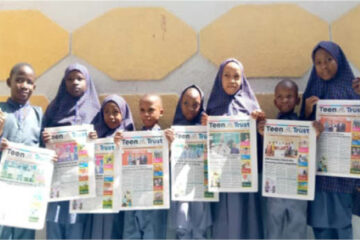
0;40;360;239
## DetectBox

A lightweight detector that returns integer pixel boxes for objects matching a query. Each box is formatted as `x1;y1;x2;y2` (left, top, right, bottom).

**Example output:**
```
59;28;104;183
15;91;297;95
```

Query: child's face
222;62;242;95
103;101;122;129
139;99;163;128
65;70;87;97
7;65;36;104
274;85;299;114
314;48;338;81
181;88;201;121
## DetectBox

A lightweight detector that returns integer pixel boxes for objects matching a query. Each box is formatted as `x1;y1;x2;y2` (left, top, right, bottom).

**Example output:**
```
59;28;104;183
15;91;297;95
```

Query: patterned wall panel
332;5;360;70
0;95;49;112
0;10;69;81
73;8;197;81
200;4;329;77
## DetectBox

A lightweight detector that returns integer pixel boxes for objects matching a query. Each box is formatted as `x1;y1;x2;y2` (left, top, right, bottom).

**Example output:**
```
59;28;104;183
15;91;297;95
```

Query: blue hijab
92;95;135;137
300;41;360;119
206;58;259;116
43;63;100;127
173;85;204;126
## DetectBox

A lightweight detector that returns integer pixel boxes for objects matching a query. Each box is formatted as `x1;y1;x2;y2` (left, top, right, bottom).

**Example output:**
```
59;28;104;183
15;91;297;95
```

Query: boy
0;63;41;239
259;79;321;239
120;94;168;239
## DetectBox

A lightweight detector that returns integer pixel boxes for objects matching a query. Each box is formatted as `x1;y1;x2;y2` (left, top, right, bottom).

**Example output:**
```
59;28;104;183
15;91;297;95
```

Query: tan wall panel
73;8;197;80
200;4;328;77
0;10;69;81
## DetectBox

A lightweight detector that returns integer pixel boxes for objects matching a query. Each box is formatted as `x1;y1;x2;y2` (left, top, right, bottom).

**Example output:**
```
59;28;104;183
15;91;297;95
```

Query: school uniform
168;85;212;239
122;124;168;239
0;99;42;240
265;111;307;239
300;41;360;239
86;95;135;239
43;63;100;239
206;58;264;239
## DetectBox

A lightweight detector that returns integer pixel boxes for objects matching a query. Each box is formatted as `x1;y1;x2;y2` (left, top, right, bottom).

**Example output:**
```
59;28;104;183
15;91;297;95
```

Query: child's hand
88;131;98;140
164;128;174;145
42;131;52;145
353;77;360;95
0;109;5;136
52;154;58;162
0;138;9;151
114;131;124;146
251;109;266;122
305;96;319;119
257;120;266;136
313;120;324;138
201;112;208;126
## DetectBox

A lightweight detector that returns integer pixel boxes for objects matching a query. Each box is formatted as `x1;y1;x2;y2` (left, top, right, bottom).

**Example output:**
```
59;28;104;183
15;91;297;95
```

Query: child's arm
250;109;266;121
353;77;360;95
88;131;98;140
257;119;266;137
0;109;5;136
312;120;324;138
42;131;52;145
304;96;319;119
114;131;123;146
201;112;208;126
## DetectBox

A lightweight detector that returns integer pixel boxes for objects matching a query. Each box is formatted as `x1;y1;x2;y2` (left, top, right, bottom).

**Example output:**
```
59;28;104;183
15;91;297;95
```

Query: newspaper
70;138;121;213
171;126;219;202
118;131;170;210
262;120;316;200
207;116;258;192
316;100;360;178
45;125;96;201
0;142;54;229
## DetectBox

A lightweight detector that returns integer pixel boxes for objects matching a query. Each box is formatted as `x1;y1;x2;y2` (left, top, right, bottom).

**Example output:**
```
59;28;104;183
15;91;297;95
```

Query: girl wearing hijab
86;94;135;239
170;85;212;239
201;58;265;239
42;63;100;239
300;41;360;239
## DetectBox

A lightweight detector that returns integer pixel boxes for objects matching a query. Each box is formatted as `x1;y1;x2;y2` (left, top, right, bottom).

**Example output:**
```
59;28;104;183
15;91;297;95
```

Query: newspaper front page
171;126;219;202
118;131;170;210
207;116;258;192
316;100;360;178
0;142;54;229
262;120;316;200
45;125;96;201
70;138;121;213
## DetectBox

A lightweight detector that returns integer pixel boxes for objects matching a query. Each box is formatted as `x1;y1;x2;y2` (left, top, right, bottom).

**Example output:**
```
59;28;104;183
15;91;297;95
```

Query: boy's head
274;79;300;114
139;94;163;129
6;63;36;105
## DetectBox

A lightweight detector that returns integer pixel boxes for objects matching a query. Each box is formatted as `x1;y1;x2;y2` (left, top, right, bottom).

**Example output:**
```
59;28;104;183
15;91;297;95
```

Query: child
201;58;265;239
42;63;100;239
169;85;212;239
86;94;135;239
0;63;40;240
258;79;307;239
300;41;360;239
120;94;168;239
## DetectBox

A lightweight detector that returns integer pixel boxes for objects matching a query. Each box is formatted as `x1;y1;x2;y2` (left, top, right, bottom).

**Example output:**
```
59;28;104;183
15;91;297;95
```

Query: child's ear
296;96;300;106
160;108;164;117
6;78;11;87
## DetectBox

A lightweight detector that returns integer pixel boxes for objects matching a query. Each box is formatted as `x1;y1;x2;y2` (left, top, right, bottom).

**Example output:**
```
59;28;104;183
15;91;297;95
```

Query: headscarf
42;63;100;127
206;58;259;116
173;85;204;126
92;95;135;137
300;41;360;119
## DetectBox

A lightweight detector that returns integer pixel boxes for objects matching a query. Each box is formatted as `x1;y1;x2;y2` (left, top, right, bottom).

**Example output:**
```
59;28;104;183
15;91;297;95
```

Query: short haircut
275;79;298;95
9;62;34;78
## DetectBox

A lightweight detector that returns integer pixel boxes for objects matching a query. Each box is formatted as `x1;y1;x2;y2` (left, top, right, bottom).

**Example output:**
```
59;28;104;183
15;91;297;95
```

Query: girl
170;85;212;239
201;58;265;239
300;41;360;239
86;94;135;239
42;63;100;239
